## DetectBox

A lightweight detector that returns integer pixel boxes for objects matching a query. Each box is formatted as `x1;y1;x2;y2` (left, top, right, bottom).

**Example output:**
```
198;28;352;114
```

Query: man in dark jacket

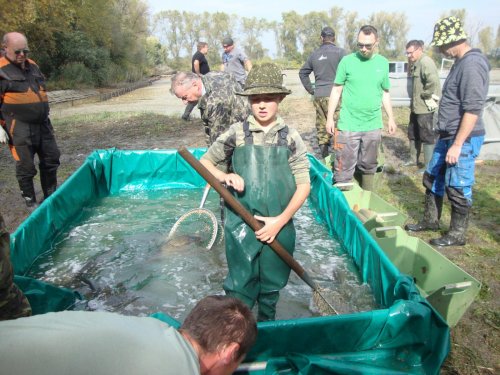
299;27;345;159
0;32;60;208
405;17;490;247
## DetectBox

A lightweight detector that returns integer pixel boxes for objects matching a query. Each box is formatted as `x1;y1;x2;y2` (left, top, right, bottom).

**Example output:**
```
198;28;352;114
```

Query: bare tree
478;26;493;54
300;11;331;57
343;11;360;53
183;11;203;56
154;10;185;60
206;12;237;67
241;17;270;60
280;11;303;61
269;21;284;58
368;11;409;59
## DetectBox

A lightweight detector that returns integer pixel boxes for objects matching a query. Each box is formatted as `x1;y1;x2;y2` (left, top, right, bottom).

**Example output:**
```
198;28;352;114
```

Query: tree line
153;7;499;70
1;2;498;89
0;0;151;88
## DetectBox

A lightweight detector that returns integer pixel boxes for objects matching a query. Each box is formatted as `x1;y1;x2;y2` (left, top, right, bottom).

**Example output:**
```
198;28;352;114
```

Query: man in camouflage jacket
171;71;251;146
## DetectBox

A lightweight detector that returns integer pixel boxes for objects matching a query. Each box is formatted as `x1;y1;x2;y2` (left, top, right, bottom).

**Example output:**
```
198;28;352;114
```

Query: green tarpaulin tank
11;148;450;374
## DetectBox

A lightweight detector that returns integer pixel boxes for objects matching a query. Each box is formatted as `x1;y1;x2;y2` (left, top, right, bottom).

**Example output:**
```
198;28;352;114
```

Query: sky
146;0;499;55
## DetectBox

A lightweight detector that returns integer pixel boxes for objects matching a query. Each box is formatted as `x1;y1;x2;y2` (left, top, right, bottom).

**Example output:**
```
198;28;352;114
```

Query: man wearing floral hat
405;16;490;247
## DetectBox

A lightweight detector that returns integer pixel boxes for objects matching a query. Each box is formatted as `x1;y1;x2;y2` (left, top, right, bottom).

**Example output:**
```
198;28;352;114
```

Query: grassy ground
375;109;499;375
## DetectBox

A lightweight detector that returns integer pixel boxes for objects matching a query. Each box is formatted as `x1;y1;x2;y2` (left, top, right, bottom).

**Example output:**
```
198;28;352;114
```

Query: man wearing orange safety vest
0;32;60;209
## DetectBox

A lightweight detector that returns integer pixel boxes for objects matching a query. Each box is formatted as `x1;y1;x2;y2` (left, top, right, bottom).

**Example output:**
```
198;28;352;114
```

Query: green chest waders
223;123;296;321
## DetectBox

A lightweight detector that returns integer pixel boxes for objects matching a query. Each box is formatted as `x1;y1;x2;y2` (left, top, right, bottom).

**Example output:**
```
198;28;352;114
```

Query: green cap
237;63;291;96
431;16;468;47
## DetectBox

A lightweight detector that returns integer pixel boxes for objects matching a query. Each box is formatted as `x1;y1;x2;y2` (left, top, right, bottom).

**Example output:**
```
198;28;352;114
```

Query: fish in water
161;233;206;251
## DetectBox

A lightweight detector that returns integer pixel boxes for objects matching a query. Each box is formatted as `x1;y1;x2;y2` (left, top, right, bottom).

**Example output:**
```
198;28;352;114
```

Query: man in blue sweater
405;16;490;247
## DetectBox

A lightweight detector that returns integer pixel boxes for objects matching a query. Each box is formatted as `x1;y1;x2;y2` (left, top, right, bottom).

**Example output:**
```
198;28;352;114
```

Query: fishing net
312;288;339;316
167;208;219;250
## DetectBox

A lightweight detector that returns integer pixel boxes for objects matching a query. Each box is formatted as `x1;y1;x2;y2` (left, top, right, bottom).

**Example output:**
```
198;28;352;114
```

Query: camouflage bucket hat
431;16;468;47
237;63;291;96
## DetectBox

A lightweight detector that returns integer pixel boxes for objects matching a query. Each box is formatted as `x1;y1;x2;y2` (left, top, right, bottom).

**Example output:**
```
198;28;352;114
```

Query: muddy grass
0;77;498;374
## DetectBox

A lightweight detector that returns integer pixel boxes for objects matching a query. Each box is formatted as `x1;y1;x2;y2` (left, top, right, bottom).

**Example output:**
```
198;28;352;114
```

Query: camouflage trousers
0;213;32;320
313;97;340;146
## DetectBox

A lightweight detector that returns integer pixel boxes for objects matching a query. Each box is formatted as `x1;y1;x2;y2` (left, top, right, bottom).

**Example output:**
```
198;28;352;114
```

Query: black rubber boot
430;207;469;247
41;172;58;199
23;195;38;209
405;191;442;232
20;181;38;209
319;144;329;159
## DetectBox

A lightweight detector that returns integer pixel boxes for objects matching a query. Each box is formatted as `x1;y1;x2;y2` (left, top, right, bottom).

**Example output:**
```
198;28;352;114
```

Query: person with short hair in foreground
0;295;257;375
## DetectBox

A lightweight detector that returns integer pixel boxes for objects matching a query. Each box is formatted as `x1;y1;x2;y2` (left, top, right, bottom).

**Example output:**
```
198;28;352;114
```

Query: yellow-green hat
431;16;468;47
237;63;291;96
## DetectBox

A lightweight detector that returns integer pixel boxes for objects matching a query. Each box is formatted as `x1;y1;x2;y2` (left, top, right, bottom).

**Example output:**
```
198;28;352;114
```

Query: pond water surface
28;188;377;321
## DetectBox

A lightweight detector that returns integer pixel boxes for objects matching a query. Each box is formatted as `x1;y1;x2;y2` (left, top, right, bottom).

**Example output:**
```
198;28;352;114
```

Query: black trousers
6;118;60;198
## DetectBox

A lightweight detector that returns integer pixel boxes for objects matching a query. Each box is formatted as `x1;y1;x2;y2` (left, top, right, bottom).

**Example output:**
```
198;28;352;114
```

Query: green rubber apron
223;123;296;321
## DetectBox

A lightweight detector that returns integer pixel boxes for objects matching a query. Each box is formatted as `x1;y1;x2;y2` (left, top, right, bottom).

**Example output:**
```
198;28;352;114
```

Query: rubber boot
353;170;362;187
404;142;418;166
415;139;422;167
257;292;279;322
41;172;58;199
20;181;38;209
360;173;375;191
22;195;38;209
430;206;469;247
419;143;435;173
319;144;329;159
405;191;442;231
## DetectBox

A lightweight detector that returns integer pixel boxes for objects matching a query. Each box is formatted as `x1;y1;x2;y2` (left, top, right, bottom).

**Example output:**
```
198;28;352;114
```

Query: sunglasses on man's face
357;43;374;50
14;49;30;55
406;48;421;56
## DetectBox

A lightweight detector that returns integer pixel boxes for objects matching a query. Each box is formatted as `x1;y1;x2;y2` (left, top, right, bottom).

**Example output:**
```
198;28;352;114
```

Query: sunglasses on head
357;43;373;50
14;49;30;55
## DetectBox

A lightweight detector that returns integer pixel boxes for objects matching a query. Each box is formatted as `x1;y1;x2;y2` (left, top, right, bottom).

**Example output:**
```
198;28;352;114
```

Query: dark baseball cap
222;37;234;46
321;27;335;38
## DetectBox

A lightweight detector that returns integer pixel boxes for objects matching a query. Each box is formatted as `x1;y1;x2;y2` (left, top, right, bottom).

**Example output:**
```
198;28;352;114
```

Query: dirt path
50;78;187;118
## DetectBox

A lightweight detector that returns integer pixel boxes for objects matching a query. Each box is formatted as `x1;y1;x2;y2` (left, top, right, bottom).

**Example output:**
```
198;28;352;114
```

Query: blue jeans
426;136;484;205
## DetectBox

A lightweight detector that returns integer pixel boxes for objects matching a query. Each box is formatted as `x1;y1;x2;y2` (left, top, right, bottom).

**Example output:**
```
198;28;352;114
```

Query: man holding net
200;63;311;321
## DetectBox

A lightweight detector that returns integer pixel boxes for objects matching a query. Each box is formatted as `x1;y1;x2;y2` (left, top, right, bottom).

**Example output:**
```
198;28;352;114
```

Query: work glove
424;94;440;112
0;125;8;144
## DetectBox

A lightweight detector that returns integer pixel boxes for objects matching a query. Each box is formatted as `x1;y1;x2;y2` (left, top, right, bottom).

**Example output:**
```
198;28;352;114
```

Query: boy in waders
201;63;311;321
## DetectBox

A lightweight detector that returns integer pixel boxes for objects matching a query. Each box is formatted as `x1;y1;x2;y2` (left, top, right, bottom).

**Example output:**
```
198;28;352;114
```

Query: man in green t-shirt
0;295;257;375
326;25;396;191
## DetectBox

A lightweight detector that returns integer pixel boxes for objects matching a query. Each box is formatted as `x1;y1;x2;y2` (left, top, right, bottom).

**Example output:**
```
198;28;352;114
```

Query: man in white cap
405;16;490;247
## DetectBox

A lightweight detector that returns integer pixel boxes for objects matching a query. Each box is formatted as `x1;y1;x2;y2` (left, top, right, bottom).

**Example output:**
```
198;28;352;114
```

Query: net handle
199;184;211;208
179;147;313;287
